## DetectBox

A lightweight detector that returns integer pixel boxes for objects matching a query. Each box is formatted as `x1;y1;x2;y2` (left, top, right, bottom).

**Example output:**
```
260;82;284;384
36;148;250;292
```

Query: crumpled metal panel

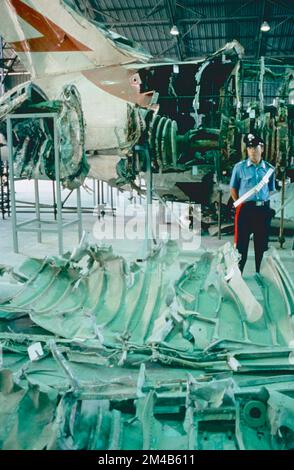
0;369;57;450
0;242;293;358
0;83;89;189
0;241;294;449
0;366;293;450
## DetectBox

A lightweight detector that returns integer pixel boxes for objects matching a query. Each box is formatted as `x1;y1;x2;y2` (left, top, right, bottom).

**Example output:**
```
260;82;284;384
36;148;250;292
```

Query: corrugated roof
1;0;293;87
85;0;294;62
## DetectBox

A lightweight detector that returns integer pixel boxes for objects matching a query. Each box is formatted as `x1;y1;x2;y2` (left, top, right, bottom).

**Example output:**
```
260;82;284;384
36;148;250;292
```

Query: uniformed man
230;133;275;274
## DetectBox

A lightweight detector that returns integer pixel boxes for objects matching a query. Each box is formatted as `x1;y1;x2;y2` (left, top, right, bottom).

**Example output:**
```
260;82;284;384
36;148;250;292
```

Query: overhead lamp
170;25;179;36
260;21;270;32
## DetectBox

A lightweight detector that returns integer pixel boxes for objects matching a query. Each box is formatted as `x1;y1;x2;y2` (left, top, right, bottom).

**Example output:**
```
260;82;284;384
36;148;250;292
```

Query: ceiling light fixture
170;25;179;36
260;21;270;32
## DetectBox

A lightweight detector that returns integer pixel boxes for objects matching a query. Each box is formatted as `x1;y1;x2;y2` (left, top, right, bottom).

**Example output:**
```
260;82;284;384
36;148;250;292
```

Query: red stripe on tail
8;0;92;52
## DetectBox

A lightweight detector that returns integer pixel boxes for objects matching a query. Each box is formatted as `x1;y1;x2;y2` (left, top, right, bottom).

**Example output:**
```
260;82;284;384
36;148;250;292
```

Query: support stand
217;188;222;240
278;172;286;249
135;144;153;261
7;113;83;255
0;149;9;219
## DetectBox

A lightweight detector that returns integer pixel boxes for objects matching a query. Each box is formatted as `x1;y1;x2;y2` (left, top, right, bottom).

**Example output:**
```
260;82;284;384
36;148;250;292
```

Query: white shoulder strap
233;168;274;208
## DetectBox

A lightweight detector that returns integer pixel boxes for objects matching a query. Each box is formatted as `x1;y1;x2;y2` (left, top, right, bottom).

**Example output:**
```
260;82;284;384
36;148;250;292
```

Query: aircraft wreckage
0;241;294;450
0;0;293;451
0;0;293;218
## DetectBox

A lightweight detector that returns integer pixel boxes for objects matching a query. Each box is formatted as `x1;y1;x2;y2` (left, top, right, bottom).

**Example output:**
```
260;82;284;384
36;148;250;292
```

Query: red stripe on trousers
234;203;243;247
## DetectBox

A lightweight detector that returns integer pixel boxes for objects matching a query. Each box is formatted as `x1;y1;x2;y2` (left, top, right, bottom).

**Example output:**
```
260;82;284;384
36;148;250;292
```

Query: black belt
243;200;270;207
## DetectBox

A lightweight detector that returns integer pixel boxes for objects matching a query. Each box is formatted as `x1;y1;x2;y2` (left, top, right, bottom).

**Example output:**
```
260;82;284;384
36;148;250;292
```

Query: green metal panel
0;241;293;449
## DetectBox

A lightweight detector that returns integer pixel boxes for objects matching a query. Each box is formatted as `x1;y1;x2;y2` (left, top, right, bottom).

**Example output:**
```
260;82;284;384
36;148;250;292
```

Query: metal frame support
53;115;63;254
77;184;82;240
95;179;115;219
217;188;222;240
110;186;114;216
133;144;154;261
7;116;17;252
96;180;105;220
0;36;4;97
145;145;153;257
34;178;41;243
7;112;83;255
0;149;9;219
92;178;96;206
97;179;100;219
279;171;286;249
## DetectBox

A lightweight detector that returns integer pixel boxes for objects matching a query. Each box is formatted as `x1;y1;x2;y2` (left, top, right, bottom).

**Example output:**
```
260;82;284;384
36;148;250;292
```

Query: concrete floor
0;179;293;280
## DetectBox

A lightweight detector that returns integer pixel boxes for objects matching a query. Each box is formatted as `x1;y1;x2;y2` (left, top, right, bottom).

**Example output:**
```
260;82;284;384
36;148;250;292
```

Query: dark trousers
235;203;272;273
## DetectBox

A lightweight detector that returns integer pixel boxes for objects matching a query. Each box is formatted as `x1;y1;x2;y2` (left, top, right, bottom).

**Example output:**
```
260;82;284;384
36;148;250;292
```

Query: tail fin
0;0;151;78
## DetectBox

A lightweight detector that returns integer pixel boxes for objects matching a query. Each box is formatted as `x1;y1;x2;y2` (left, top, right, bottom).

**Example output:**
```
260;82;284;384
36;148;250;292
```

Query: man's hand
230;188;239;202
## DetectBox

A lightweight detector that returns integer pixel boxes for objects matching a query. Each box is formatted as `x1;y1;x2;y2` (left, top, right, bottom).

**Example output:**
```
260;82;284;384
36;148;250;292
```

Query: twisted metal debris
0;241;293;449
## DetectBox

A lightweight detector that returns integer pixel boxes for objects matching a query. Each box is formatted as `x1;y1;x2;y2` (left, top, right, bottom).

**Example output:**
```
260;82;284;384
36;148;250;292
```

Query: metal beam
103;14;294;27
229;0;257;16
143;0;166;19
175;2;205;19
99;0;289;13
181;52;294;60
266;16;293;33
247;53;294;59
165;0;185;60
154;12;203;58
256;0;267;59
0;37;4;96
267;0;294;14
89;0;120;22
138;34;294;43
91;7;120;22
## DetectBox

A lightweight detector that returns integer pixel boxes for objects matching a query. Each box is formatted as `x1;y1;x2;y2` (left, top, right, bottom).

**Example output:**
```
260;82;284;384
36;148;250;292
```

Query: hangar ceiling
0;0;293;91
68;0;294;61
